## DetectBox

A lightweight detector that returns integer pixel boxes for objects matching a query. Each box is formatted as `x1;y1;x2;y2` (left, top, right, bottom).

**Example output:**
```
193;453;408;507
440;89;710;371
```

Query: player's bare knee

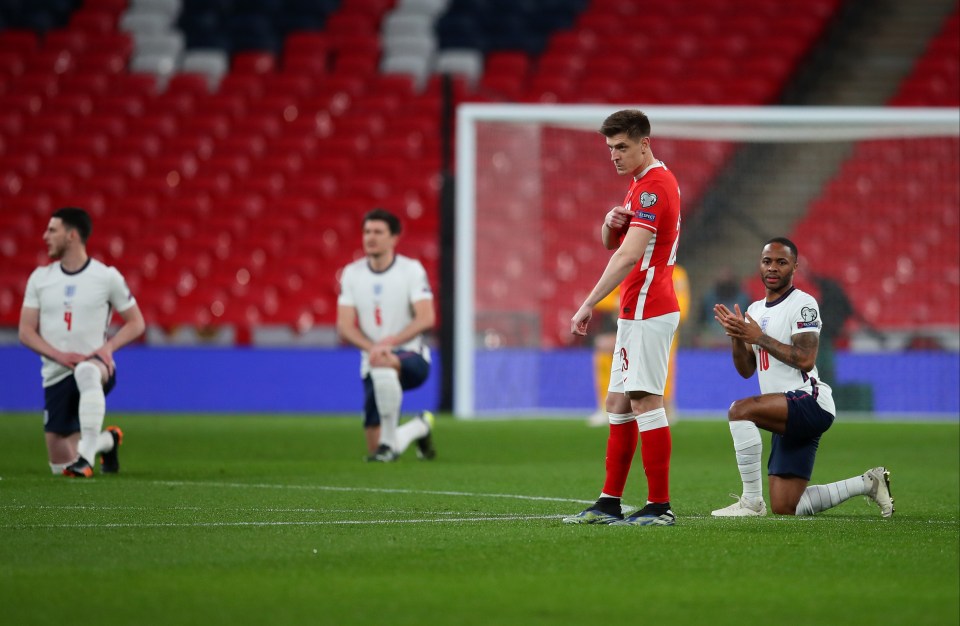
771;502;797;515
728;399;753;422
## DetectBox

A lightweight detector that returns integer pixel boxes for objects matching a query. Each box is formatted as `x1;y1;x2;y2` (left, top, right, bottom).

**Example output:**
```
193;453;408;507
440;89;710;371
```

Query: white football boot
711;494;767;517
863;467;895;518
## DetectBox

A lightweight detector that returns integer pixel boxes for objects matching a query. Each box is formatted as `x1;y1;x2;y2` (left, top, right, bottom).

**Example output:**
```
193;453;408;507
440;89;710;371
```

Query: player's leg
711;393;789;516
663;335;679;423
46;432;79;474
788;468;893;517
614;313;678;526
393;353;434;457
588;331;616;425
362;376;382;456
368;349;404;461
768;393;845;515
72;359;108;467
563;325;635;524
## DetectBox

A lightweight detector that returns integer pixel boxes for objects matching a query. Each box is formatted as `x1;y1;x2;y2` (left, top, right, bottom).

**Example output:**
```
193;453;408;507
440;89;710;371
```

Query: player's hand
57;351;87;369
714;304;762;344
571;305;593;336
90;346;116;376
604;205;633;231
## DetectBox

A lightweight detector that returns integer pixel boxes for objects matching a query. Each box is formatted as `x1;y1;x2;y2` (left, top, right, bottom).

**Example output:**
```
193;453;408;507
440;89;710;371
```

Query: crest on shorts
639;191;658;208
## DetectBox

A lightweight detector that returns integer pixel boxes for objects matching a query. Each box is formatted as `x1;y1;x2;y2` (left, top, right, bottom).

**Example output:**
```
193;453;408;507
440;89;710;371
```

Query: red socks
640;426;672;503
602;421;639;497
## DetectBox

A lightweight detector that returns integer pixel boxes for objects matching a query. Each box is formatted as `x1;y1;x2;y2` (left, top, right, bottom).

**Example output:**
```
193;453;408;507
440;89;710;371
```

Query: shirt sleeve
629;180;668;234
22;269;40;309
791;295;822;336
408;261;433;303
108;267;137;313
337;265;355;307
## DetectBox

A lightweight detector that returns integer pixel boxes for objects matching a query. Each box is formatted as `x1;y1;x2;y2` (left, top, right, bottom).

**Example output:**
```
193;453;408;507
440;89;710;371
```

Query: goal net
454;104;960;418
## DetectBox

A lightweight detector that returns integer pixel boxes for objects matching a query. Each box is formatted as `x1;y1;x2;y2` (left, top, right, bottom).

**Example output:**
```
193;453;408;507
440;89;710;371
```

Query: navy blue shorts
43;365;117;435
362;351;430;428
767;390;835;481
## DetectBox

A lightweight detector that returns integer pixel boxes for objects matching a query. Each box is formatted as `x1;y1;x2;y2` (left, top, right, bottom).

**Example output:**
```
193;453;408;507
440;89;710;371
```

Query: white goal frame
453;104;960;418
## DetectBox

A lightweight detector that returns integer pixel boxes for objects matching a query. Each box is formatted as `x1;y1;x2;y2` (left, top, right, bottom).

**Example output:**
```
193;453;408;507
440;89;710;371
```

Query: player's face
606;133;649;176
43;218;71;259
759;243;797;294
362;219;397;257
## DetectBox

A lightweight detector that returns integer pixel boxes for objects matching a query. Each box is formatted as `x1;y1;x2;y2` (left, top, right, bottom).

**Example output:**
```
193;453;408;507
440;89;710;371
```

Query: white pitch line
6;514;564;529
145;479;600;505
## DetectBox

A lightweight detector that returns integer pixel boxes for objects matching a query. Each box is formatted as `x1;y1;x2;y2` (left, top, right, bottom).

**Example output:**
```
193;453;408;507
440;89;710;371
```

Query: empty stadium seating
1;0;955;348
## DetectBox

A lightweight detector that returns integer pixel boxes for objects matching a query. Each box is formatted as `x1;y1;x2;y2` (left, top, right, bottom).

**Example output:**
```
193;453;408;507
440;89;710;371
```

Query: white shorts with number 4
609;312;680;396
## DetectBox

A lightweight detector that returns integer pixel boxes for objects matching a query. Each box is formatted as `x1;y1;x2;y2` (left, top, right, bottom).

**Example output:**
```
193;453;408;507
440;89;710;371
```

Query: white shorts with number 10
609;312;680;396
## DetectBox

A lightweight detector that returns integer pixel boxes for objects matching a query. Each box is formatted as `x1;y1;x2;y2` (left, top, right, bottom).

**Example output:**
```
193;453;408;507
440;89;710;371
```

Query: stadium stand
0;0;955;348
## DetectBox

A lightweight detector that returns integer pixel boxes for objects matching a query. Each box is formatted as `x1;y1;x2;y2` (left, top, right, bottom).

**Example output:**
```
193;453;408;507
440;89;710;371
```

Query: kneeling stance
711;237;893;518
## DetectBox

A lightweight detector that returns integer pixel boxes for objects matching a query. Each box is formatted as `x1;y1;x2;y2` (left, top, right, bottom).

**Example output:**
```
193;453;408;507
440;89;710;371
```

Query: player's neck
765;283;795;303
59;247;88;273
367;251;395;272
632;153;658;178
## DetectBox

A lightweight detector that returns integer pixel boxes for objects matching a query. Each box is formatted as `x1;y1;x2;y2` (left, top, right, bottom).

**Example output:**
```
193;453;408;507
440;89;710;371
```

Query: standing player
564;110;682;526
18;207;145;477
710;237;893;518
336;208;437;462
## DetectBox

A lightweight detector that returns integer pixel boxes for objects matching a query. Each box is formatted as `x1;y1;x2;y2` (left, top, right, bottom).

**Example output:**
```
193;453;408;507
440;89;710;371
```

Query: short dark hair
764;236;799;261
599;109;651;141
53;207;92;243
363;208;401;235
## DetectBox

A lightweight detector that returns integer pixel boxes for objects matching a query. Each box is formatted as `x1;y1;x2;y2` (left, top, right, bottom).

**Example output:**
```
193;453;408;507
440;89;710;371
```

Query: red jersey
617;162;682;320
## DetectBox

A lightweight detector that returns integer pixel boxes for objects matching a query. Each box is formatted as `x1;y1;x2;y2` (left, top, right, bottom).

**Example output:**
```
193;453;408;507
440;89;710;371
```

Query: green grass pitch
0;412;957;626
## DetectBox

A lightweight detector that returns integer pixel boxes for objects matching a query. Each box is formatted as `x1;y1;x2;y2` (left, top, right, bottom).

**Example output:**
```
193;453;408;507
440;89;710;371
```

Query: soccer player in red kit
564;110;682;526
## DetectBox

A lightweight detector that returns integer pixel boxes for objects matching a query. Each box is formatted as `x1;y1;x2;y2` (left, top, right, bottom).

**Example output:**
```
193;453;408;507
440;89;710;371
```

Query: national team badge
65;285;76;298
639;191;658;208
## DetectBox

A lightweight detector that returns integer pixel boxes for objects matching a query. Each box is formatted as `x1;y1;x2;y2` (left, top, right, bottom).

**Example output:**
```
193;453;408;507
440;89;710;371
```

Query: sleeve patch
639;191;658;208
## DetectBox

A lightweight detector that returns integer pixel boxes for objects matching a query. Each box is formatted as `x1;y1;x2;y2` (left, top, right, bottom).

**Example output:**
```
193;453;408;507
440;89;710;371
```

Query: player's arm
91;304;146;375
18;306;85;368
600;206;634;250
383;298;435;347
572;225;653;335
756;331;818;374
336;304;374;352
714;303;756;378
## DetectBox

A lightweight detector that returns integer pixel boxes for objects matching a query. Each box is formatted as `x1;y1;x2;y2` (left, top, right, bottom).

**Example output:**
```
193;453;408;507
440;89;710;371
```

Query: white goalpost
454;104;960;419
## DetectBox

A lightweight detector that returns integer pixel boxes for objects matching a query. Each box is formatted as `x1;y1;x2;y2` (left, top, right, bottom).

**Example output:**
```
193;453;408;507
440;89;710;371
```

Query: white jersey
23;258;137;387
746;287;835;416
337;254;433;377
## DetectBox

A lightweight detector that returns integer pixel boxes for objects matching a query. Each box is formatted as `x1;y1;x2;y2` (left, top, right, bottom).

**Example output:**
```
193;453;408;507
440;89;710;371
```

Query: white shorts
608;312;680;396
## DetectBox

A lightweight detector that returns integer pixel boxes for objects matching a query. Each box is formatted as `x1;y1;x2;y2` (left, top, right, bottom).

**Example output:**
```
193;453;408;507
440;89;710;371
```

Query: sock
96;430;115;455
638;408;671;503
730;420;763;501
394;416;429;454
49;462;70;474
594;495;622;515
601;416;638;498
369;367;402;450
74;361;106;465
795;476;869;515
594;350;613;410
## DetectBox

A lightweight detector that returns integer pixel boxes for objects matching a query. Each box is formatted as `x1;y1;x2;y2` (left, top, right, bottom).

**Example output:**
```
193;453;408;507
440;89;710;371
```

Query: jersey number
758;349;770;371
64;311;73;331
